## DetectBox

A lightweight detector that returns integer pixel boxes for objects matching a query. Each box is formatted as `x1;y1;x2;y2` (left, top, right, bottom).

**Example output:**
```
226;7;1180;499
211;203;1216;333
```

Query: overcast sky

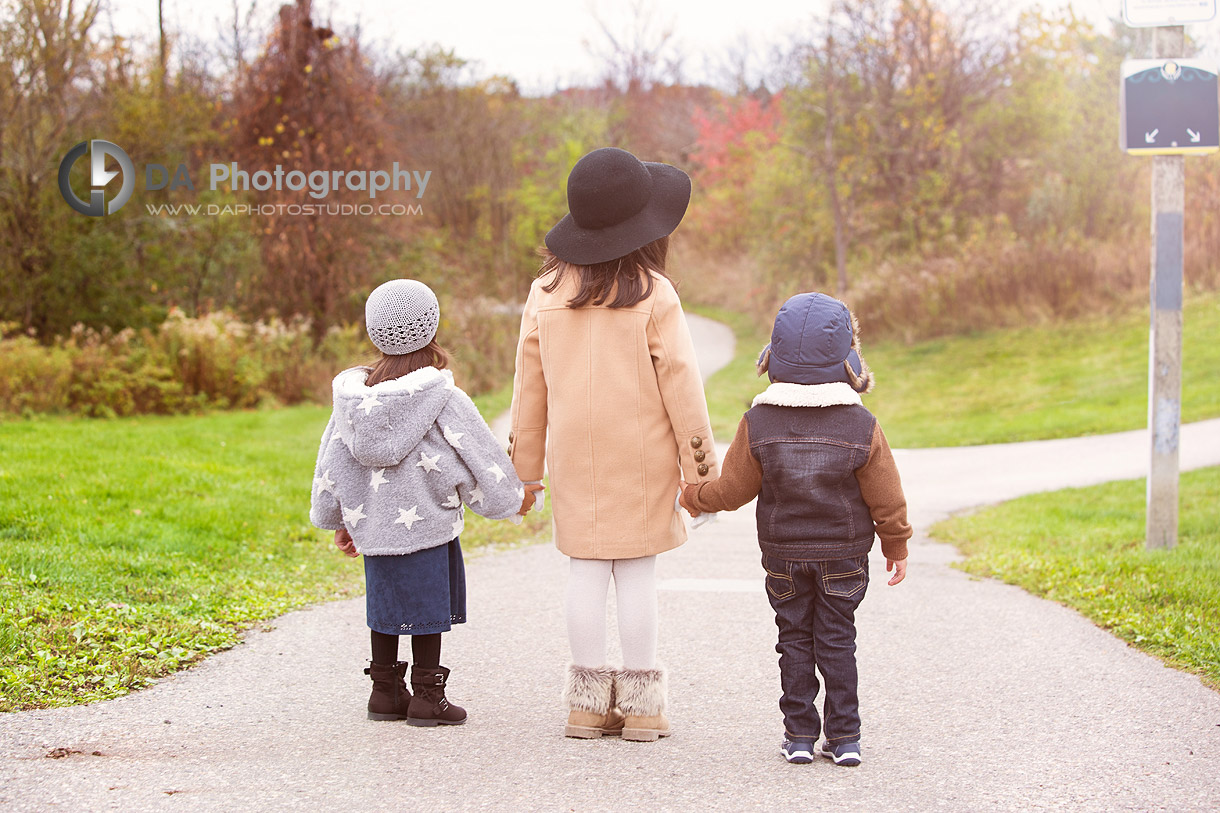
103;0;1219;92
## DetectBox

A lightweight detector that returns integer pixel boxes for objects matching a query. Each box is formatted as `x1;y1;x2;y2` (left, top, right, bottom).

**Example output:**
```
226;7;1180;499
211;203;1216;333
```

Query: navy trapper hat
758;292;873;392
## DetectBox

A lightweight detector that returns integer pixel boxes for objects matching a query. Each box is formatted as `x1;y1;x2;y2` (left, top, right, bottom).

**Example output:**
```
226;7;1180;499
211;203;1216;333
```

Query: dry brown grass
676;230;1220;343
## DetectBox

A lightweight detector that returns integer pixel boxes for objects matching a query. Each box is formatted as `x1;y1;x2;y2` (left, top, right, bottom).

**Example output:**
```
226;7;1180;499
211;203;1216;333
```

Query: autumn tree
689;92;783;255
380;49;527;292
1006;11;1144;240
0;0;101;336
229;0;389;338
784;0;1018;283
585;0;699;163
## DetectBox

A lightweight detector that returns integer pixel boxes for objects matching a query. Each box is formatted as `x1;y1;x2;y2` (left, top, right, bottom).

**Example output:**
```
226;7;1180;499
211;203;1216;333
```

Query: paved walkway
3;316;1219;812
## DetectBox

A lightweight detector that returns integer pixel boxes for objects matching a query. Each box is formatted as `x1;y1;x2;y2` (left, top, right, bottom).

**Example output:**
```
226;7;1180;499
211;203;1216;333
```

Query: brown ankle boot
563;664;625;739
616;667;670;742
407;665;467;727
365;661;412;721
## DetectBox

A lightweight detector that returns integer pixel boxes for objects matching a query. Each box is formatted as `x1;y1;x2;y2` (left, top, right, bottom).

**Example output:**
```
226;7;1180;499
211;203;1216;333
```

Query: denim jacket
682;382;911;562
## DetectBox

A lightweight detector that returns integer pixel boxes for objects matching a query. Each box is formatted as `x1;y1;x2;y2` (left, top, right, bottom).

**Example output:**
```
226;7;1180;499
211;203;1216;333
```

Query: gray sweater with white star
310;365;525;556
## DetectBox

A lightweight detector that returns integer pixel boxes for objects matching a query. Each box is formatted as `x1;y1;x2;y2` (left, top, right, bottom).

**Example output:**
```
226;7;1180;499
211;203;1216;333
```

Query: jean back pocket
821;563;866;599
764;565;796;600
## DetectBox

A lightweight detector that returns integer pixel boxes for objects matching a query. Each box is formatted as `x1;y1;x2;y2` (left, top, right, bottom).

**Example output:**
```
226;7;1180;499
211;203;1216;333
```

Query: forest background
3;0;1219;415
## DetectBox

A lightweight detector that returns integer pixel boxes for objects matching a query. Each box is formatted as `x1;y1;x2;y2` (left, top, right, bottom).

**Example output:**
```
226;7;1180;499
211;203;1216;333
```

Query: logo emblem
58;140;135;216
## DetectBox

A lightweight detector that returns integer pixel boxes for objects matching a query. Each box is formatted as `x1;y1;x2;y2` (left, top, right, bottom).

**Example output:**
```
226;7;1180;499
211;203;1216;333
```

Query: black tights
370;630;441;668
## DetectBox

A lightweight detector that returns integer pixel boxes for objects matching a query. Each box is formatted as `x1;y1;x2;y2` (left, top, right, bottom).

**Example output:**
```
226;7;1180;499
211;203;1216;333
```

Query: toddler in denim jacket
680;292;911;767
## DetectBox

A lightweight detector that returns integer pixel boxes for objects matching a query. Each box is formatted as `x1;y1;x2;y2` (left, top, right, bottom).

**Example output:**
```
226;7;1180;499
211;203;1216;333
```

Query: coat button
690;436;702;449
693;449;706;462
508;430;515;442
697;463;709;476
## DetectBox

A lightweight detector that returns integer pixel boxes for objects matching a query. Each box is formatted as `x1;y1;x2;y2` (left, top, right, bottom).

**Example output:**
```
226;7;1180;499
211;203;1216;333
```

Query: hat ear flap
845;309;874;394
844;358;874;394
756;345;771;378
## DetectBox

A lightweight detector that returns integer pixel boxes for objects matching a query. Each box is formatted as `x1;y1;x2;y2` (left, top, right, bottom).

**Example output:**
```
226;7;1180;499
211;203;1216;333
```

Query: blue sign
1120;59;1220;155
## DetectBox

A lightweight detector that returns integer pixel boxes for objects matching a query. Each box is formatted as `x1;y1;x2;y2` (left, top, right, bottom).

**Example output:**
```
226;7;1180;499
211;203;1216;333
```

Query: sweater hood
331;365;454;467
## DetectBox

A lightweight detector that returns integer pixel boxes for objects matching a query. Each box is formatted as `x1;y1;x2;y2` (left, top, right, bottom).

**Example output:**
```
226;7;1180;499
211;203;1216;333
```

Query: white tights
565;555;658;670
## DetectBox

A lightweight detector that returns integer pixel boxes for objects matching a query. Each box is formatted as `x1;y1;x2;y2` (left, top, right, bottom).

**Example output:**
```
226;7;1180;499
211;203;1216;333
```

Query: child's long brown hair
538;236;673;309
364;340;451;386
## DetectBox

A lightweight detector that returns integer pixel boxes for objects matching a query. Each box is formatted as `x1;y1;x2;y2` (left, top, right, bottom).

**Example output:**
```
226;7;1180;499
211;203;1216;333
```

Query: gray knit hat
364;279;440;355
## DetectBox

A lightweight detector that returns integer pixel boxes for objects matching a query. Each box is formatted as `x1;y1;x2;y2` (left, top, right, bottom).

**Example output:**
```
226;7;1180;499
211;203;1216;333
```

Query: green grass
687;304;772;442
0;390;548;711
932;467;1220;689
694;292;1220;448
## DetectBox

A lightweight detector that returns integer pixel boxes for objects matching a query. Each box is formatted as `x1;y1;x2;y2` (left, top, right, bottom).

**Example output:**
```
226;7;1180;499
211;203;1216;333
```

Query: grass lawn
693;291;1220;448
932;466;1220;689
0;385;548;711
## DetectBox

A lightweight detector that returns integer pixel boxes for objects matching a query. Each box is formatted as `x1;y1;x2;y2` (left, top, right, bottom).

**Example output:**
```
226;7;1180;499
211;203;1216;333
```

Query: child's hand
677;480;697;517
518;482;545;516
334;528;358;558
886;557;907;586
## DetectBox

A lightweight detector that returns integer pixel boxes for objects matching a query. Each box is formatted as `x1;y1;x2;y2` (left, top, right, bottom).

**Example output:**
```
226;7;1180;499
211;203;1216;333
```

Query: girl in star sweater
310;279;539;726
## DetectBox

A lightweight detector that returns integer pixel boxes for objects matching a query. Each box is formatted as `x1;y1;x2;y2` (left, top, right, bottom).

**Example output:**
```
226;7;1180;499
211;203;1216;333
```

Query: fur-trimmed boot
364;661;412;721
616;667;670;742
563;664;625;739
406;665;467;727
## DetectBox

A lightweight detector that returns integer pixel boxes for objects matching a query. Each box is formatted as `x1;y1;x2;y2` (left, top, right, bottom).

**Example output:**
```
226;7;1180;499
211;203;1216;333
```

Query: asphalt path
3;313;1219;812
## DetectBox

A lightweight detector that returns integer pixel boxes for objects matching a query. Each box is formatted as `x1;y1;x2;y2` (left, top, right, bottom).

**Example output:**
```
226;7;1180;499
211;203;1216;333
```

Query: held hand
518;482;545;516
334;528;359;558
886;558;907;586
677;480;698;517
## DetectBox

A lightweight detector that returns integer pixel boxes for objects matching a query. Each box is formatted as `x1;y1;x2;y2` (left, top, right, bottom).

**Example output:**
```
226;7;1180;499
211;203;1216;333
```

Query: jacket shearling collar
751;381;862;408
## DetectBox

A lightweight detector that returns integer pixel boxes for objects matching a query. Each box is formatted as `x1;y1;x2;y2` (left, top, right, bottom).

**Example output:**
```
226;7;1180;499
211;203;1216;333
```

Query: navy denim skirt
363;537;466;635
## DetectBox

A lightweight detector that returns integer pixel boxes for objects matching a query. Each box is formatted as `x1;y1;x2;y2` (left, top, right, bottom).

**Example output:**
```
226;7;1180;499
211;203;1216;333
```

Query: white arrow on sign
1188;128;1201;142
1146;128;1159;143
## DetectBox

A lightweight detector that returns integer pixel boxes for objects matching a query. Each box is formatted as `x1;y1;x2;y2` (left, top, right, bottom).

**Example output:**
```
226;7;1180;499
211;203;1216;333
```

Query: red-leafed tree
688;94;783;253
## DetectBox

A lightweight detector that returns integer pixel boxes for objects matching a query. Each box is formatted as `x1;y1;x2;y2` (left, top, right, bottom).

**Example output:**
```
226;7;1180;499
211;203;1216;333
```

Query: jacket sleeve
647;281;719;487
508;283;547;481
683;415;761;513
443;389;527;521
309;413;344;530
855;421;912;561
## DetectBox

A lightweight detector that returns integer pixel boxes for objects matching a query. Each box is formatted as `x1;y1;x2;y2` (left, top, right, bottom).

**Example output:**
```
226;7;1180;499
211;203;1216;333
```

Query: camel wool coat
508;269;719;560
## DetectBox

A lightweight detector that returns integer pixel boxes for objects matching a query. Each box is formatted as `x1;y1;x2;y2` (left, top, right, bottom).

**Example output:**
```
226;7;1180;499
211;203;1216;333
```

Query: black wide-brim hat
545;147;692;266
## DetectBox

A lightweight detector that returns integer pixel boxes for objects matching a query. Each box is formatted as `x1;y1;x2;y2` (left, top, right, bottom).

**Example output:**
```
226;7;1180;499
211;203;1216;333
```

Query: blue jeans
763;553;869;744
